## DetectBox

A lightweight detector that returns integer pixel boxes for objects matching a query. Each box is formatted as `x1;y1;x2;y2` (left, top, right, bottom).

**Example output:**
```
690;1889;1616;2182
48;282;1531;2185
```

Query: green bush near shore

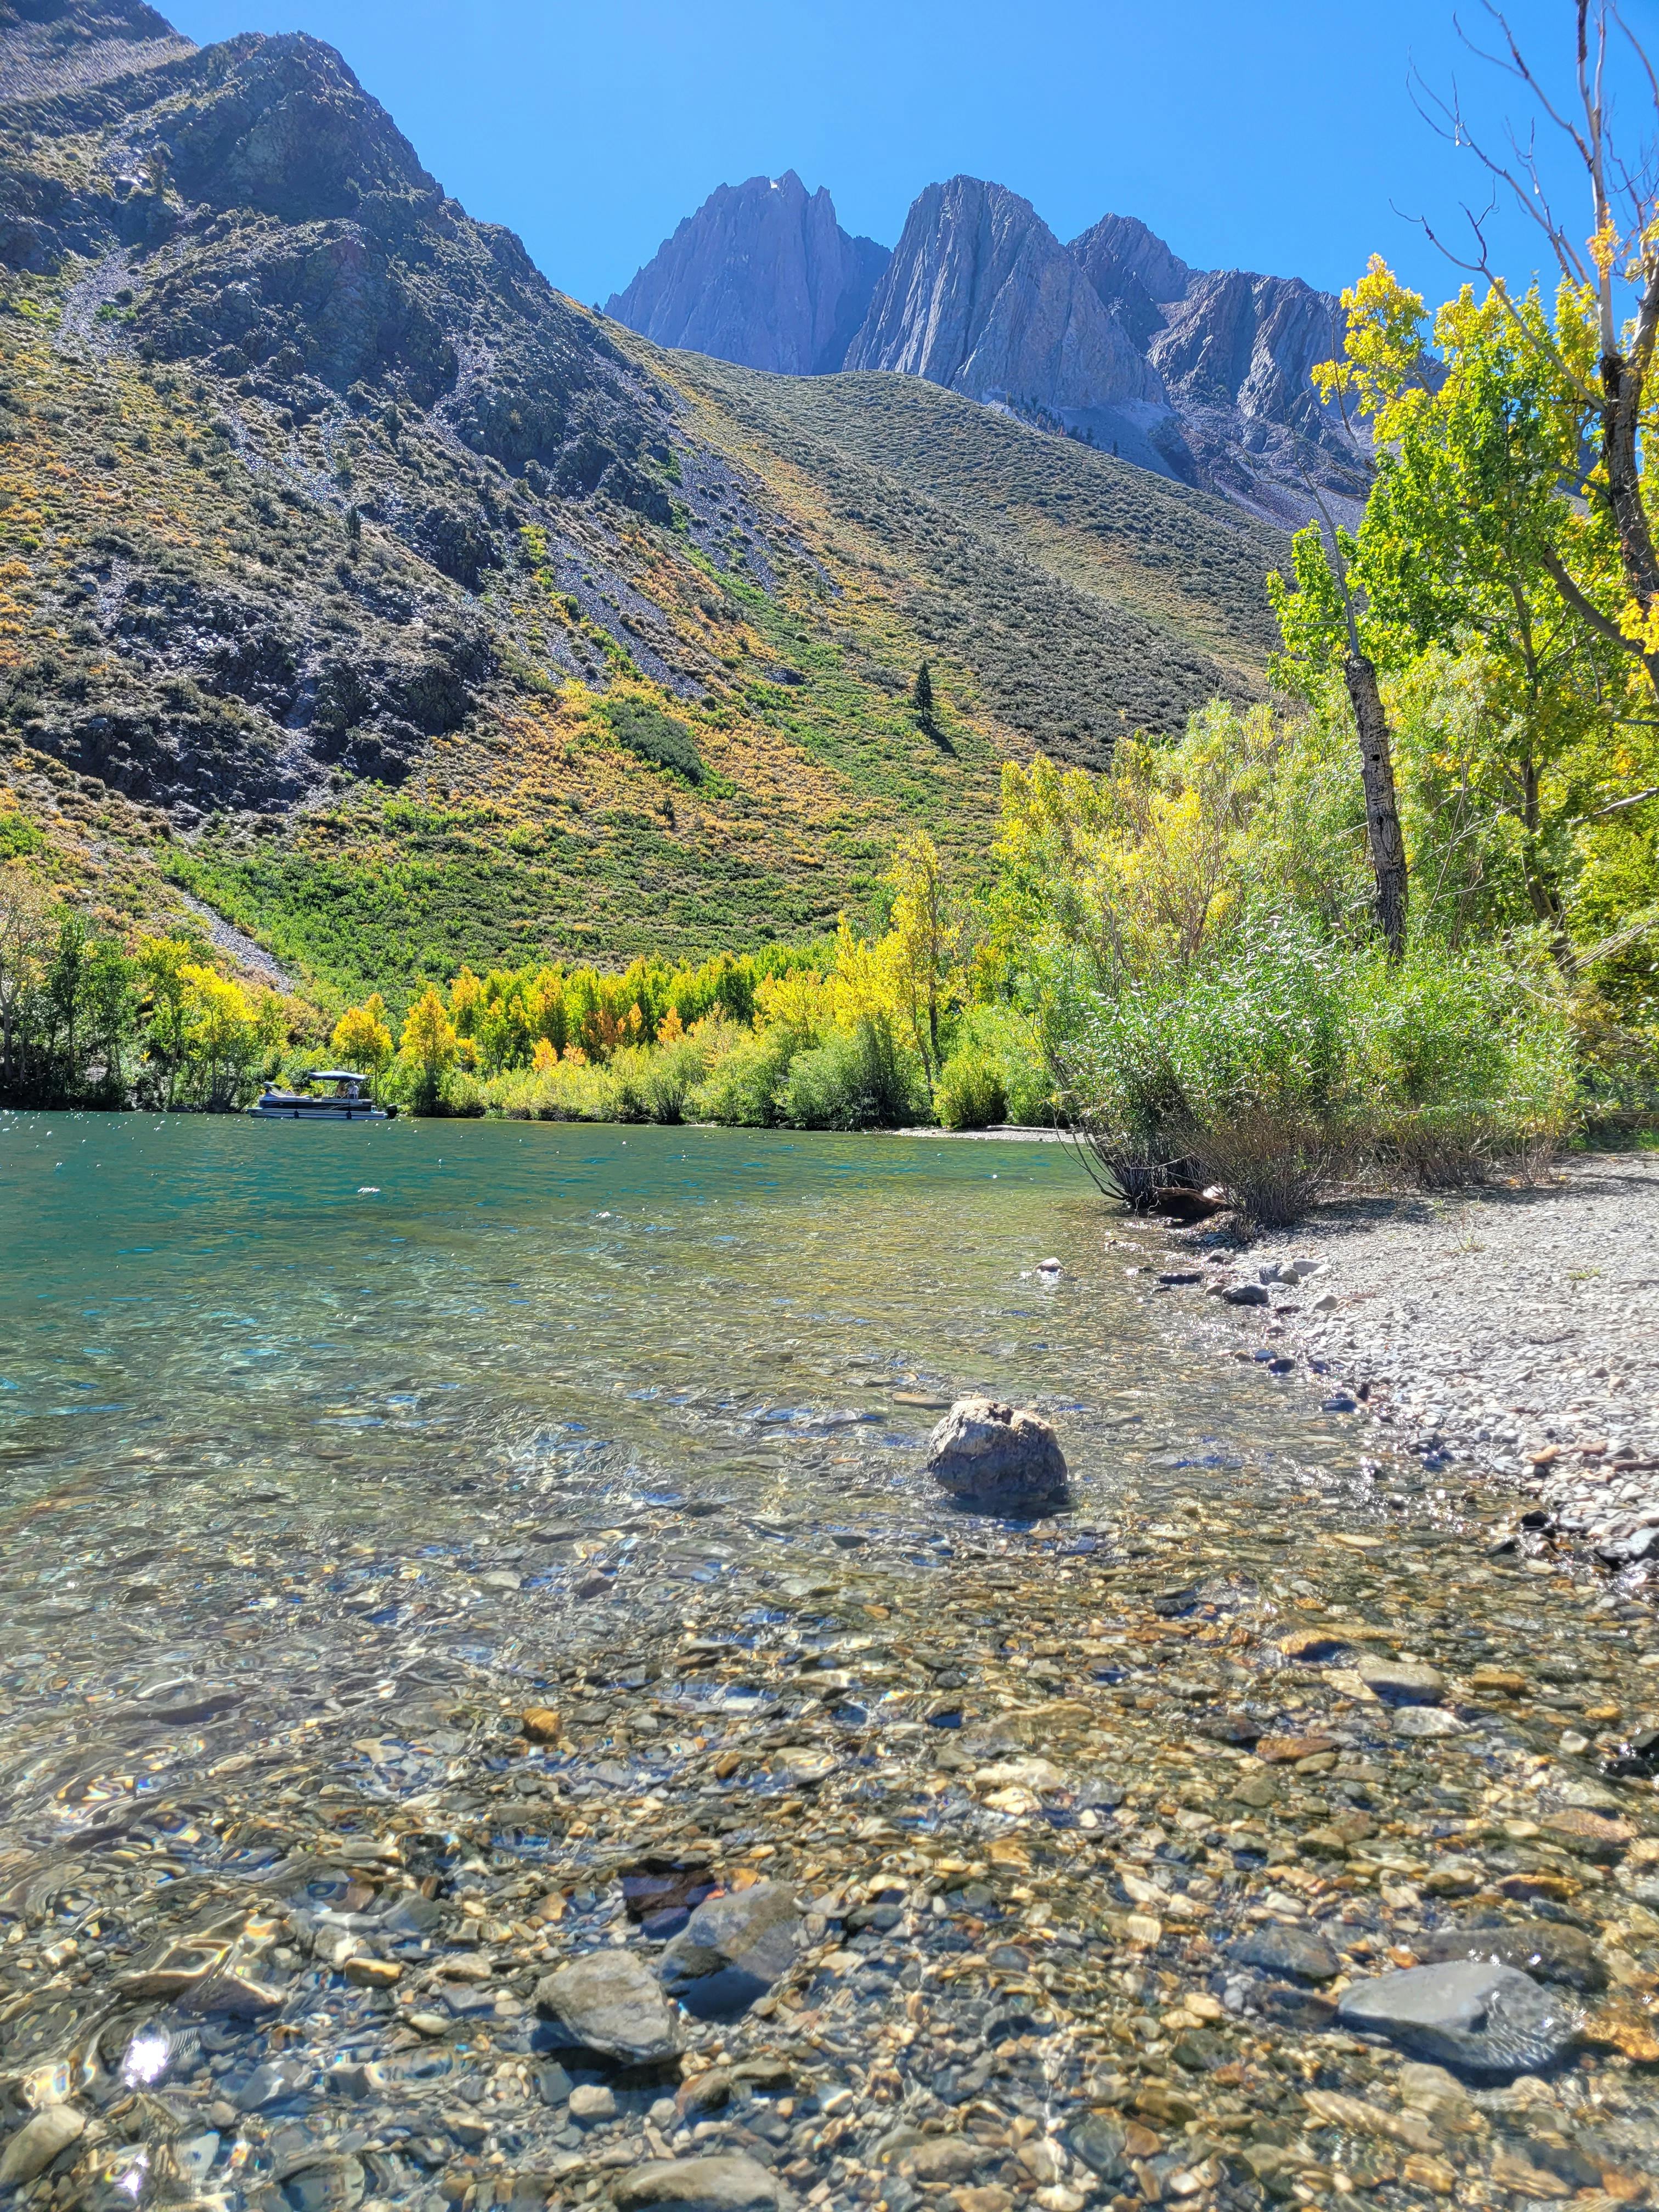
1056;915;1576;1224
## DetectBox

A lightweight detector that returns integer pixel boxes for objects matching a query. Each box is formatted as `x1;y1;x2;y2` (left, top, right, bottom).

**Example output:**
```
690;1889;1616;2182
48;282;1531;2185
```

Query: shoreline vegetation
1;694;1655;1227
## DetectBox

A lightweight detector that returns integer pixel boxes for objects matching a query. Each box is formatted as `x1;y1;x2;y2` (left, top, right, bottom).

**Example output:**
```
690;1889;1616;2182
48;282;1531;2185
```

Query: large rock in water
924;1397;1068;1508
1418;1921;1606;1993
613;2155;779;2212
1337;1961;1581;2075
534;1950;681;2063
659;1880;800;2020
0;2106;85;2188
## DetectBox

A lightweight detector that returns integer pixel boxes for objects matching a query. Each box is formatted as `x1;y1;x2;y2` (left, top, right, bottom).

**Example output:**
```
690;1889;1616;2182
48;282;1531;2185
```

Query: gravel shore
1172;1151;1659;1576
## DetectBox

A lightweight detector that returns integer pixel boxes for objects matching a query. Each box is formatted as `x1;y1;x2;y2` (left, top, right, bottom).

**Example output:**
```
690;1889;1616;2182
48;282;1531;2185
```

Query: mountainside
0;0;1288;997
604;171;888;377
1070;211;1358;519
610;174;1365;529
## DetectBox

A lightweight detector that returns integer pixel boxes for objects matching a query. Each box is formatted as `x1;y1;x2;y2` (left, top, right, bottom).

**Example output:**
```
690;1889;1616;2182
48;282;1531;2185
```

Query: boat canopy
302;1070;368;1084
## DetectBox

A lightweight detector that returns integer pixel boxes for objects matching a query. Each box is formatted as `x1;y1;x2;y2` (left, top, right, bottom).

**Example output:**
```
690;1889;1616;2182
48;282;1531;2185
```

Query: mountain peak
606;172;1358;525
844;172;1160;415
605;173;889;376
1070;211;1193;306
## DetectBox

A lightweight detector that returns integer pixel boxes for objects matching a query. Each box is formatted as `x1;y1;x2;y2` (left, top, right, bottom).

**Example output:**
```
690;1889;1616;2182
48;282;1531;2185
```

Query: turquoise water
0;1114;1377;1840
0;1115;1310;1517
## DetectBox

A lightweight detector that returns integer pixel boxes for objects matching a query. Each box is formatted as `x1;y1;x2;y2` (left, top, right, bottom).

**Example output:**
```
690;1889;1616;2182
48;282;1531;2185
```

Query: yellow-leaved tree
179;966;275;1111
882;830;963;1094
400;984;458;1111
331;993;394;1096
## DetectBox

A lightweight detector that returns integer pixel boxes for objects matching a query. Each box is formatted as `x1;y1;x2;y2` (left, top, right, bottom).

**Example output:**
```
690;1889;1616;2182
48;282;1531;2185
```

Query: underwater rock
1338;1961;1581;2075
612;2155;780;2210
534;1950;681;2063
659;1879;800;2020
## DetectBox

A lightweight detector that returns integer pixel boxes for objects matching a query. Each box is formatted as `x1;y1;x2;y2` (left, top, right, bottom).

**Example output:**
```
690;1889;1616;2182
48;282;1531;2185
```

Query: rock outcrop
0;0;687;817
844;176;1159;414
606;172;888;376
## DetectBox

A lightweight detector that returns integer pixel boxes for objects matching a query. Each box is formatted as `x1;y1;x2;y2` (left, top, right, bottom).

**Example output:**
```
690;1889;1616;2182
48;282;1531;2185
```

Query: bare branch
1581;783;1659;816
1461;2;1595;158
1537;544;1659;698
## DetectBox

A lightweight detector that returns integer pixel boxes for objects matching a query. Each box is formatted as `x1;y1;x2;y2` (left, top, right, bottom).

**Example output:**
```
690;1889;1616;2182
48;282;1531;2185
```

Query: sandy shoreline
1148;1152;1659;1577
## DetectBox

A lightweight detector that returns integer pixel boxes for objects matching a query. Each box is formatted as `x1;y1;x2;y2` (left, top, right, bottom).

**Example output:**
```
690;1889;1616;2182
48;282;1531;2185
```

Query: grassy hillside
656;359;1288;696
0;2;1290;1003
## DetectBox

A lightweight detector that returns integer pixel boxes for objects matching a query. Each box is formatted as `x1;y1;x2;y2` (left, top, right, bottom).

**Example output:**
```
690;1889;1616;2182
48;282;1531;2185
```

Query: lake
0;1114;1647;2206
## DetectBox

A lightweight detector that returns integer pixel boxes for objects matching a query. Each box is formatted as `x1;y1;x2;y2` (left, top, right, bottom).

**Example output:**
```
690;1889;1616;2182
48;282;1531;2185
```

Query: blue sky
165;0;1651;308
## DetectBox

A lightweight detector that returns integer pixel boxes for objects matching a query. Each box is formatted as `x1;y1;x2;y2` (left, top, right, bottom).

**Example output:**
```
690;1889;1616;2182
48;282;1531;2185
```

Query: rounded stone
0;2106;86;2188
612;2154;780;2212
923;1397;1068;1508
1358;1656;1447;1706
1229;1924;1340;1983
534;1949;681;2063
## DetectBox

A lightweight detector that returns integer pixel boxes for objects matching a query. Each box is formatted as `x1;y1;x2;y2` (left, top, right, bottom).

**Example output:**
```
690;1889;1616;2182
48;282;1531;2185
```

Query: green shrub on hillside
603;698;703;783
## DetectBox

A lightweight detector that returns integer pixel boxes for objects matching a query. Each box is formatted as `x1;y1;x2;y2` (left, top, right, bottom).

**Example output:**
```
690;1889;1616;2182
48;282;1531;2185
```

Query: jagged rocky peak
1069;211;1193;350
605;171;889;376
844;174;1159;413
1071;211;1193;304
606;167;1362;525
165;30;442;227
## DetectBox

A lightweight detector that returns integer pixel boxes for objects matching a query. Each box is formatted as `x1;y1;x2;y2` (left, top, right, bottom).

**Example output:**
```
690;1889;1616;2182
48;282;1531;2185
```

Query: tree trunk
1344;651;1409;959
1600;351;1659;621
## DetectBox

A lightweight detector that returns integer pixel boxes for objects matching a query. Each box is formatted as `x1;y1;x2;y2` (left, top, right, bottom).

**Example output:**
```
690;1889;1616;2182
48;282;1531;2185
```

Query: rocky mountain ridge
610;174;1363;528
0;0;1286;987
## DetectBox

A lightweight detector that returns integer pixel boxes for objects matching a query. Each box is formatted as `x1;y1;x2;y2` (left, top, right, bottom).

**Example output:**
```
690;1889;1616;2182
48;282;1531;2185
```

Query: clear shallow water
3;1115;1657;2208
0;1114;1380;1836
0;1114;1366;1514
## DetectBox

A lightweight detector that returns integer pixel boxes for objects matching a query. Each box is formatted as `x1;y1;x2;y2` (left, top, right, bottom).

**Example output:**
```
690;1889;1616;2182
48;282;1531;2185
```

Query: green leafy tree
1413;3;1659;693
1267;518;1411;958
1311;258;1658;958
0;866;51;1096
83;938;139;1104
44;913;92;1096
